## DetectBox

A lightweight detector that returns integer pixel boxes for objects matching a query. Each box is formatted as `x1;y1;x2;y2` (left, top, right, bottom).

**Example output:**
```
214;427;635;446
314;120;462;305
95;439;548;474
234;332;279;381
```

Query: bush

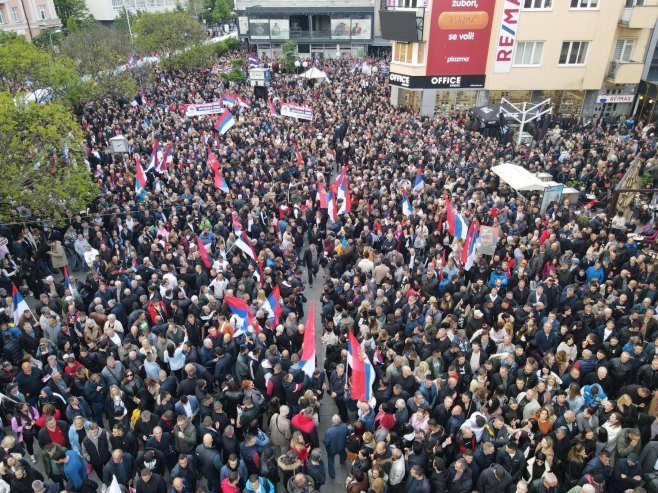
225;37;242;50
222;69;247;84
213;41;228;56
162;43;215;71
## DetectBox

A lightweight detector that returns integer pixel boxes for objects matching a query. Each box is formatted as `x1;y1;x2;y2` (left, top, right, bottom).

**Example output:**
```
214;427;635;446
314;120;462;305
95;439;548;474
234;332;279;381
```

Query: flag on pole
347;331;375;402
317;181;328;208
213;167;229;192
327;184;337;222
11;283;31;326
263;285;283;327
374;347;384;365
157;143;172;173
235;232;258;262
401;188;413;217
232;216;243;235
63;267;78;297
461;219;480;271
237;95;251;109
248;53;260;68
299;302;316;377
267;99;278;117
196;235;213;269
221;93;236;108
144;139;161;172
226;296;256;336
214;109;235;135
413;167;425;193
335;168;351;214
444;195;468;239
293;146;303;166
135;154;147;194
207;146;220;169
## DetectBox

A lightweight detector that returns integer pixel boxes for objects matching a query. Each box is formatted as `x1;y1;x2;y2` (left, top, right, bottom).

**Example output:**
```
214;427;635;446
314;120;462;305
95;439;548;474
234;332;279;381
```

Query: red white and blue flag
317;181;328;208
401;188;413;217
263;285;283;327
63;266;78;297
232;216;243;235
235;231;258;262
347;331;375;403
413;167;425;193
293;146;303;166
135;154;147;194
196;235;213;269
327;184;337;222
267;99;278;117
226;296;257;336
207;146;220;169
221;93;236;108
145;139;161;172
237;95;251;109
11;283;31;326
248;53;260;68
215;109;235;135
374;347;384;365
461;219;480;271
335;167;351;214
445;195;468;240
157;143;172;173
299;302;316;377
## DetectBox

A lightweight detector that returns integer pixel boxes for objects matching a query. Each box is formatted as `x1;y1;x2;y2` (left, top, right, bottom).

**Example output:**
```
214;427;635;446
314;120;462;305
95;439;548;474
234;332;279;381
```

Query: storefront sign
389;72;485;89
280;103;314;121
598;94;634;104
493;0;522;73
426;0;496;81
185;102;224;118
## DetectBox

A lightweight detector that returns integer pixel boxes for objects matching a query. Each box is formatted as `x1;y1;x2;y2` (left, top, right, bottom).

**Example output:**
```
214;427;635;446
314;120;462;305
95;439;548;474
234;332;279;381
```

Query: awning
299;67;330;81
492;163;546;192
470;103;522;126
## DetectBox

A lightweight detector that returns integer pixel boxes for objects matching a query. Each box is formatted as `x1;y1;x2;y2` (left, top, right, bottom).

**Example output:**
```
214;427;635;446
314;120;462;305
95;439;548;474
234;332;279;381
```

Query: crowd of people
0;42;657;493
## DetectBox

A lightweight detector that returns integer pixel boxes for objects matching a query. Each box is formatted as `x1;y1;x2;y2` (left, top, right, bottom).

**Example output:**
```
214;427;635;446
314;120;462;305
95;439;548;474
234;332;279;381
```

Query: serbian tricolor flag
11;283;32;326
221;93;236;108
248;53;260;68
299;302;316;377
235;231;258;262
444;195;467;239
237;95;251;109
63;267;78;297
215;109;235;135
293;146;303;166
135;154;147;194
326;149;336;162
157;143;172;173
374;347;384;365
213;166;229;192
232;216;243;235
196;235;213;269
207;146;220;169
327;184;337;222
461;219;480;271
144;139;161;172
267;99;278;117
335;168;351;214
317;181;328;208
401;188;413;217
413;167;425;193
226;296;257;336
140;90;151;108
263;285;283;327
347;330;375;403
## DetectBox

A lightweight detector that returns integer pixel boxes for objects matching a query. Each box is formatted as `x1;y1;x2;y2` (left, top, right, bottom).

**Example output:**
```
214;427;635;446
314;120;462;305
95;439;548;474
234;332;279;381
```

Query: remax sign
493;0;521;73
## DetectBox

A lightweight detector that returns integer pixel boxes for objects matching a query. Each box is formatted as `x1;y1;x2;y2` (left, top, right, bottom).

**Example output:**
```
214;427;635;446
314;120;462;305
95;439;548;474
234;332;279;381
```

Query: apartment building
385;0;658;117
86;0;188;24
0;0;61;41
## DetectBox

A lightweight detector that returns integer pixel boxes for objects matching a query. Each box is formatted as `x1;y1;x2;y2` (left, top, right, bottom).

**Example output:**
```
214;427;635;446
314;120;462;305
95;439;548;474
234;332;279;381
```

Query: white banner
185;102;224;118
541;184;564;215
493;0;522;74
280;103;313;121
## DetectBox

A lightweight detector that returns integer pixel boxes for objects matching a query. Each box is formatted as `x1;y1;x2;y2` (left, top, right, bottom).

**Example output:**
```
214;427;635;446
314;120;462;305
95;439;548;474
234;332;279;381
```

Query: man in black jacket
135;468;167;493
476;464;512;493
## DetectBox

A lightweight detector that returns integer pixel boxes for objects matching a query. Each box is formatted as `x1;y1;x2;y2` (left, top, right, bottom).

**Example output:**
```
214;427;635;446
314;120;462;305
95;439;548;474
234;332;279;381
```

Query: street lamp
48;29;62;50
294;60;300;74
302;61;308;68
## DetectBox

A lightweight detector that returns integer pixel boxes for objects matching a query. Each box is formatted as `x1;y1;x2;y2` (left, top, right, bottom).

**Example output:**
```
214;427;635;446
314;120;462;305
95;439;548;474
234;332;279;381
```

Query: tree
53;0;91;27
30;28;65;51
133;12;206;56
162;44;215;71
281;40;297;73
114;8;144;37
212;0;234;22
0;92;97;222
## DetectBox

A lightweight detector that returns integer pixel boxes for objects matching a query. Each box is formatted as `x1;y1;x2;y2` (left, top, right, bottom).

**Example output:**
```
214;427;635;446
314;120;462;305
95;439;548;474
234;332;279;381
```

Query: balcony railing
620;4;658;28
606;60;644;84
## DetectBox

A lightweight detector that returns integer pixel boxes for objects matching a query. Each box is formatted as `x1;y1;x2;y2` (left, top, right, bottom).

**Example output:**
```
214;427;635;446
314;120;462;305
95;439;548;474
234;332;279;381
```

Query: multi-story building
85;0;188;24
0;0;61;41
385;0;658;118
234;0;390;60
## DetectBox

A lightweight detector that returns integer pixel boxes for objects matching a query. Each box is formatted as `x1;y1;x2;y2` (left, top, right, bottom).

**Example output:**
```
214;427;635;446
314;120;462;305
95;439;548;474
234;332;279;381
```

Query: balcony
289;30;331;40
606;60;644;84
619;5;658;29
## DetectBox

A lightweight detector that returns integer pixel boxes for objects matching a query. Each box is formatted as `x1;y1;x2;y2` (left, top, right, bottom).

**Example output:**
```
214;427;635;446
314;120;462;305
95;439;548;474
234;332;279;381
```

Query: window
626;0;645;6
613;39;635;61
559;41;589;65
136;0;146;7
394;42;413;63
570;0;599;8
112;0;123;9
524;0;552;8
38;5;47;20
0;9;5;25
513;41;544;66
10;7;19;22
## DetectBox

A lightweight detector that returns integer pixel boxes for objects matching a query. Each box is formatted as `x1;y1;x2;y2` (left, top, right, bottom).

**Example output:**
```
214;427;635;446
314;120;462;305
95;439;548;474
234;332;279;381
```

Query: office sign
389;72;485;89
426;0;496;80
493;0;522;73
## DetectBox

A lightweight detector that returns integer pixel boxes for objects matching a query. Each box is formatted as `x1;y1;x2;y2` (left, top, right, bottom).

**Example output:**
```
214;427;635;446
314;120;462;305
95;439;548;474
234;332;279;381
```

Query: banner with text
280;103;313;121
493;0;522;73
426;0;496;82
185;102;224;118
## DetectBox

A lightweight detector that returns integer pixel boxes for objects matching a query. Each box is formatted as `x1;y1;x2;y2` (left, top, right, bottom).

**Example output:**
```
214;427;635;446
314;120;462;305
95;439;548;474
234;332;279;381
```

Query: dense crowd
0;44;658;493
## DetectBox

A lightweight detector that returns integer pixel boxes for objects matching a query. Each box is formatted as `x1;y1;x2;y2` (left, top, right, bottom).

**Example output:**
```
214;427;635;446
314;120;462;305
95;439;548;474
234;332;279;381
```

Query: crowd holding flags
134;154;147;194
268;99;278;117
347;331;375;403
63;267;78;297
221;93;236;108
196;235;213;269
401;188;413;217
12;283;32;326
214;109;236;135
157;143;172;173
225;296;257;336
248;53;260;68
144;139;161;172
461;219;481;271
444;194;468;239
299;303;317;377
413;167;425;192
264;285;283;327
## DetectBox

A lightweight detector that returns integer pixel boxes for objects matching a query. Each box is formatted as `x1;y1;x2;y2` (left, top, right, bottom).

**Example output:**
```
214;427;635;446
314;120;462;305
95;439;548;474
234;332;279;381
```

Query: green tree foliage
212;0;234;22
31;29;65;51
281;40;297;73
53;0;91;28
60;24;131;78
133;12;206;55
114;8;144;37
224;37;241;50
0;92;97;222
0;37;82;104
162;43;215;71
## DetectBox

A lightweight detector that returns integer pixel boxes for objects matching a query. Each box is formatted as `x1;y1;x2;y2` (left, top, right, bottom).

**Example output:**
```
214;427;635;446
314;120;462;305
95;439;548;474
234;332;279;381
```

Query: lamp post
294;60;300;75
48;29;62;51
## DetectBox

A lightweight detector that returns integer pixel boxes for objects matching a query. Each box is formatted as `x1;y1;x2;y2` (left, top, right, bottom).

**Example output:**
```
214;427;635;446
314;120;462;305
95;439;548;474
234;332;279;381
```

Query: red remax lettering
496;50;512;62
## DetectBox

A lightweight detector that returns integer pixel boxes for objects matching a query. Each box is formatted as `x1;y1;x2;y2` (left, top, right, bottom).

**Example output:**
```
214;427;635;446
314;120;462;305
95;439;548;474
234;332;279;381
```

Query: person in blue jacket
53;448;88;491
322;415;348;478
586;260;605;283
489;266;508;288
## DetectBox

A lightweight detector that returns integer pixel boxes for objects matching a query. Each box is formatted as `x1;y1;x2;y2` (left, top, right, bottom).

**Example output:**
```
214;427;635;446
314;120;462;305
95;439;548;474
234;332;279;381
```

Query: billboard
426;0;496;81
331;17;351;39
269;19;289;40
492;0;521;73
350;15;372;40
249;19;270;39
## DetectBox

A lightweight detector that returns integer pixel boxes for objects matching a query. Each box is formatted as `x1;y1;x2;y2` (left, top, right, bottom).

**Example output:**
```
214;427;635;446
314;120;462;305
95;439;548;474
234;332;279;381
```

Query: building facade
234;0;389;60
387;0;658;118
0;0;61;41
85;0;188;23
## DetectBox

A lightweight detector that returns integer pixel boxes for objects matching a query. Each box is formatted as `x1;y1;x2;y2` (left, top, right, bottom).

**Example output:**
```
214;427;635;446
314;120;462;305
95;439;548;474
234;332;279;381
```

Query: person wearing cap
609;452;643;492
